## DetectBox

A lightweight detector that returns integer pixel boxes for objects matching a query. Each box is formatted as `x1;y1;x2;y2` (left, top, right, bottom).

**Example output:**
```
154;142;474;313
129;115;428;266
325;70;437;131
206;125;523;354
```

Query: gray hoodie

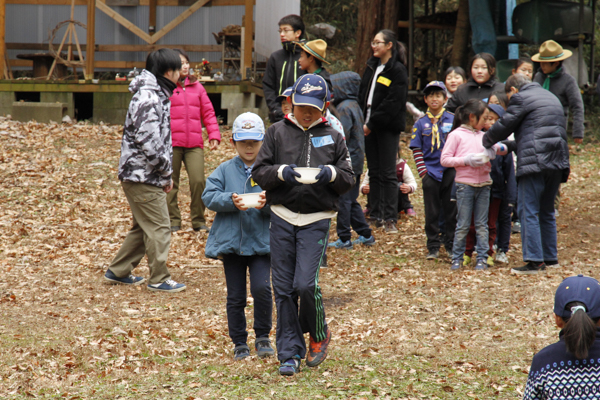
118;69;173;187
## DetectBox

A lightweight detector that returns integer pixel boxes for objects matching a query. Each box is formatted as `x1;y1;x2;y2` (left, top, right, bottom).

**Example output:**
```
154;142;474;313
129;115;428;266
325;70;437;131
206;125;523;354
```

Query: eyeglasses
371;41;386;46
278;28;294;34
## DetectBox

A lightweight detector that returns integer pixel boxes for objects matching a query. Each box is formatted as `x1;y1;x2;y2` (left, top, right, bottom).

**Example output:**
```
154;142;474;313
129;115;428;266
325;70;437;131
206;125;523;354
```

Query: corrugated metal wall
255;0;299;59
7;4;245;69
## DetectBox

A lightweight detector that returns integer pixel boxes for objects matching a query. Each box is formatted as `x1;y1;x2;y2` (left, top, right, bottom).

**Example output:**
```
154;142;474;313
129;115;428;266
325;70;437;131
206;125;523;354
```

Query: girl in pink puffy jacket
169;49;221;232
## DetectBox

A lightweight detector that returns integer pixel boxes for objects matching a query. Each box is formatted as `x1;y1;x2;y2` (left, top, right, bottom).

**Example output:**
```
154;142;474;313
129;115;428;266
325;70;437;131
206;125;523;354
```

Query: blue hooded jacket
332;71;365;175
202;156;270;259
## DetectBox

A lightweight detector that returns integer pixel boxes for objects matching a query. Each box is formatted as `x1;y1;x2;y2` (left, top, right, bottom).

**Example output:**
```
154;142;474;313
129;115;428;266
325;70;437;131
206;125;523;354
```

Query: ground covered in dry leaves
1;118;599;399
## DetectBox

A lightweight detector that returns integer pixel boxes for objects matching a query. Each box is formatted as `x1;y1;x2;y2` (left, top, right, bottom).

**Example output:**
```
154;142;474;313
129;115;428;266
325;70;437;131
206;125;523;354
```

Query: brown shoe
306;329;331;367
384;221;398;234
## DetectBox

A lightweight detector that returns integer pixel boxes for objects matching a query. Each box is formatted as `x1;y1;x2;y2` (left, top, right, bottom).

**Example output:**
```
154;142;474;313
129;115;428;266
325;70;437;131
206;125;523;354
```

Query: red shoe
406;208;417;217
306;329;331;367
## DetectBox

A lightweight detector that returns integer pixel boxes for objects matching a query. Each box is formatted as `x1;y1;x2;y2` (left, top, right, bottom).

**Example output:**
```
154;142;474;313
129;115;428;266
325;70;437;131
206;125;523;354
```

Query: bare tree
451;0;470;68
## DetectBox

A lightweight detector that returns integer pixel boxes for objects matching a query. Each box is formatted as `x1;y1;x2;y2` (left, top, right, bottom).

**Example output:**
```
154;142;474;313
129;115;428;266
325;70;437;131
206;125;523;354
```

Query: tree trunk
355;0;401;76
451;0;470;68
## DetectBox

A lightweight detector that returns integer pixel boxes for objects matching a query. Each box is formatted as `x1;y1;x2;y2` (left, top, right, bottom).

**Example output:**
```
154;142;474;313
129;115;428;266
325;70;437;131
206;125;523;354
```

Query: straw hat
297;39;330;65
531;40;572;63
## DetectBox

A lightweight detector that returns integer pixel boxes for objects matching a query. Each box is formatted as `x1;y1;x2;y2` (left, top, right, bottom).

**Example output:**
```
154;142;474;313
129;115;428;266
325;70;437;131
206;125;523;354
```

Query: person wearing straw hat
297;39;334;96
532;40;584;144
523;275;600;399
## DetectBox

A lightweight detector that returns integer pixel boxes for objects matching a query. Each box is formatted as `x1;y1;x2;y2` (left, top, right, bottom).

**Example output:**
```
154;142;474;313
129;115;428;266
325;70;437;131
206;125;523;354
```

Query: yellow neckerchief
426;108;445;152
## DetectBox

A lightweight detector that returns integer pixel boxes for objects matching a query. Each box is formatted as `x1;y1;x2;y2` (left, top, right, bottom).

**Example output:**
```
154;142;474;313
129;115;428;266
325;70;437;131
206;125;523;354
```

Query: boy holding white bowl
202;112;274;361
252;74;354;376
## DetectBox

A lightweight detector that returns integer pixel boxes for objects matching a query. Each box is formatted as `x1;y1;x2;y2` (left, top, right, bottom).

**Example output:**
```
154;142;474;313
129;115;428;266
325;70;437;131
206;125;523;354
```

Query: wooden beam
148;0;157;34
149;0;210;44
7;0;244;4
241;0;252;80
398;20;454;31
8;43;221;52
96;0;153;43
0;0;5;79
86;0;95;79
94;60;145;68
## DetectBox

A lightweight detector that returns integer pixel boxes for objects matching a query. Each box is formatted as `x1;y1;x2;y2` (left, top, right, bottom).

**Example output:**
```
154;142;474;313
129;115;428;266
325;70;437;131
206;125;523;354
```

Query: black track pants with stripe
270;213;330;362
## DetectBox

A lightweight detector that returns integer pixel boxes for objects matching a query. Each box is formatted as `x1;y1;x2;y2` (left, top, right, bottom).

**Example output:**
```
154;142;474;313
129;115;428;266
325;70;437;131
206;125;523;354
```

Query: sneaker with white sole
104;269;145;285
475;260;487;270
147;279;186;292
279;356;301;376
545;261;561;268
495;251;509;264
511;262;546;275
255;338;275;358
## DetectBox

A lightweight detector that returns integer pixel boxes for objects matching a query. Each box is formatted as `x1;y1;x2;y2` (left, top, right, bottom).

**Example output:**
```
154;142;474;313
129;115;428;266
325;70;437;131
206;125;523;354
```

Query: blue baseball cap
487;103;506;118
232;112;265;141
554;275;600;319
276;87;293;103
423;80;447;96
291;74;329;111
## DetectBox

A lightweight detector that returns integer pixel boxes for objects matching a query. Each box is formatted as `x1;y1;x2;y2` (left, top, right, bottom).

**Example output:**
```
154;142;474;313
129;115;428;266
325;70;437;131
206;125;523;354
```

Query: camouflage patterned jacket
118;69;173;187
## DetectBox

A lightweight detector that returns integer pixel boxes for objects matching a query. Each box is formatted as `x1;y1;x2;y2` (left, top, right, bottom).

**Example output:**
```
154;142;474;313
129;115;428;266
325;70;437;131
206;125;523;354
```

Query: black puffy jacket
483;82;570;181
358;56;408;133
446;78;505;113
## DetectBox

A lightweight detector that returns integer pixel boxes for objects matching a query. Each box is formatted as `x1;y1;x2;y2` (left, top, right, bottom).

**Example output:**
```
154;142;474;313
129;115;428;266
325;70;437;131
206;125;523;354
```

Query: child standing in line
297;39;333;95
440;99;505;271
511;57;534;80
523;275;600;399
277;87;293;117
462;104;516;267
252;74;354;376
202;113;274;361
409;81;456;260
360;152;417;218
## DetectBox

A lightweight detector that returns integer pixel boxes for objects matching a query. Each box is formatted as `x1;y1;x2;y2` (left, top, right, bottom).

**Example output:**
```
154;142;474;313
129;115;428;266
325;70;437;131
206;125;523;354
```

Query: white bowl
238;193;262;208
293;167;321;184
475;153;490;163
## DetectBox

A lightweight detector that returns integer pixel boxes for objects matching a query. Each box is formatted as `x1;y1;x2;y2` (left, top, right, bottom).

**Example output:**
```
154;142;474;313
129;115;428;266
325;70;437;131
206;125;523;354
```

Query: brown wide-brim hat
531;40;573;63
297;39;331;65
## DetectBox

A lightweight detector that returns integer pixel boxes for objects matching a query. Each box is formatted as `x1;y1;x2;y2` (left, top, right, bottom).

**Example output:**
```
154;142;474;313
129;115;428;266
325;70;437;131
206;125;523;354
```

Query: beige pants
167;146;206;229
108;182;171;285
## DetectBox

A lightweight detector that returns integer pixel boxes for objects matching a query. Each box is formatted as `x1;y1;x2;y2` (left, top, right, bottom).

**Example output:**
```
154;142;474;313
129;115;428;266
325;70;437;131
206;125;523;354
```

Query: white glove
464;154;486;167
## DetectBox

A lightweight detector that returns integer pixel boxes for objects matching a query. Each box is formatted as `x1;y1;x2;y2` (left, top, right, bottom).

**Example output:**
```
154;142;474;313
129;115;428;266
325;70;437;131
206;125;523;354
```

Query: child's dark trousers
222;253;272;346
270;213;330;362
337;175;372;242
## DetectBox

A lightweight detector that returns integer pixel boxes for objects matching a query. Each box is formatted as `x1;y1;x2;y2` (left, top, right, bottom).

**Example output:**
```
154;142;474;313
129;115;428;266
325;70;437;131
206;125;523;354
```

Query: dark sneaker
545;261;561;269
370;219;384;229
328;239;353;250
279;356;301;376
171;226;181;232
475;260;487;270
352;235;376;246
426;249;439;260
233;344;250;361
511;261;546;275
255;338;275;358
384;221;398;234
104;269;145;285
193;225;210;232
147;279;186;292
306;329;331;367
451;260;461;271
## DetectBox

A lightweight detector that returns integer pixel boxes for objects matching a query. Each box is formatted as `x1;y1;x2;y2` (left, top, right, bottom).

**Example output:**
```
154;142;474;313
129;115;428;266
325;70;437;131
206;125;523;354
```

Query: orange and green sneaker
306;329;331;367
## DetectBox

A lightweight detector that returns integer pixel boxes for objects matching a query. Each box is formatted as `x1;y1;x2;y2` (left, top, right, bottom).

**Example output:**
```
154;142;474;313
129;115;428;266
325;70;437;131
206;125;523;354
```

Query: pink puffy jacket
170;76;221;148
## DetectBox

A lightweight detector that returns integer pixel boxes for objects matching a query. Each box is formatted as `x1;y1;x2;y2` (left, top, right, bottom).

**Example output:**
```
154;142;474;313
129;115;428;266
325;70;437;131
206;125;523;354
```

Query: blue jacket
409;110;454;182
202;156;270;259
332;71;365;175
490;153;516;204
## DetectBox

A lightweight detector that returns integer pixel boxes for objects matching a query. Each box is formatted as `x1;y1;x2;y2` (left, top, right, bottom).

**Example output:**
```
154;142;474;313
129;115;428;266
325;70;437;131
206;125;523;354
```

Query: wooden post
86;0;95;79
451;0;470;68
0;0;5;79
242;0;253;80
149;0;157;34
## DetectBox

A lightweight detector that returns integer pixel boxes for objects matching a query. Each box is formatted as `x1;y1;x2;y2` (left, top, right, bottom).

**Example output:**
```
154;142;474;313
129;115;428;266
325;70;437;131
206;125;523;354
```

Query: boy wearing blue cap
409;81;456;260
523;275;600;399
202;112;274;361
253;74;354;376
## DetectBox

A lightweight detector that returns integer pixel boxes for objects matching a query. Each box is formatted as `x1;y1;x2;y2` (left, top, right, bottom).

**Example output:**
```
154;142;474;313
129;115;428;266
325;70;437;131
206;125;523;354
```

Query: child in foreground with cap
409;81;456;260
202;112;274;361
253;74;354;376
523;275;600;399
